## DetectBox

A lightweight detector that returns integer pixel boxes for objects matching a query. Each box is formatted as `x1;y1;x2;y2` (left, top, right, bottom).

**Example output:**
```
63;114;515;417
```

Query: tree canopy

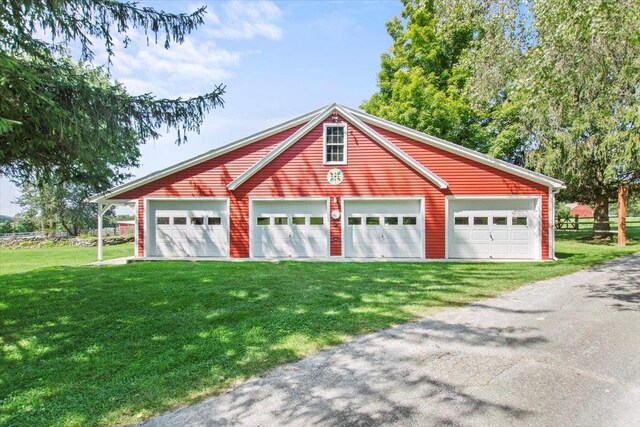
0;0;225;191
366;0;640;229
361;0;492;154
17;176;107;236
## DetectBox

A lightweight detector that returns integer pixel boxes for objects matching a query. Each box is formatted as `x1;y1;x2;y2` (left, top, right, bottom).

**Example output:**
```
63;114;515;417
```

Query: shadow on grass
2;239;639;425
0;260;556;426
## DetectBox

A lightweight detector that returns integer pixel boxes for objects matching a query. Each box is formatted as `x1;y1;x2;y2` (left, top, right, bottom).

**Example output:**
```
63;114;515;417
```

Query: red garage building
92;104;564;261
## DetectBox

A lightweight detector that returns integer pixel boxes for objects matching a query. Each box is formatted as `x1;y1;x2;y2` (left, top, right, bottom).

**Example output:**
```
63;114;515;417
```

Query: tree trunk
592;193;611;235
618;186;627;246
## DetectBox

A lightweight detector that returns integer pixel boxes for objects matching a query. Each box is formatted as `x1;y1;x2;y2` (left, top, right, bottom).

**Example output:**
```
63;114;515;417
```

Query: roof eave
89;105;331;202
227;103;337;190
334;105;448;189
343;105;565;190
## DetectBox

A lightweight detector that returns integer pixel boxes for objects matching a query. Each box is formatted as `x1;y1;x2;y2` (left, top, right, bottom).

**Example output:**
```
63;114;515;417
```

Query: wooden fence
555;216;640;232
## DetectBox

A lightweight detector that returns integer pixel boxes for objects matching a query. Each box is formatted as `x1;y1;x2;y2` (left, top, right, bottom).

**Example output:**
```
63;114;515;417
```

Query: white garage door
448;198;539;260
251;200;329;258
149;200;228;257
344;199;423;258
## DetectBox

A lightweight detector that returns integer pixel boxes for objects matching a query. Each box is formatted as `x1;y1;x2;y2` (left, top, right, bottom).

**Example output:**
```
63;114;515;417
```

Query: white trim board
336;106;447;189
228;104;338;190
92;102;563;203
89;105;329;202
228;104;448;191
342;105;565;190
323;122;348;166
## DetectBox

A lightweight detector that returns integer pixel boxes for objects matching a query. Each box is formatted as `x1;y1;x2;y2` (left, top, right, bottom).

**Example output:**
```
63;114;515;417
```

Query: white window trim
323;122;348;165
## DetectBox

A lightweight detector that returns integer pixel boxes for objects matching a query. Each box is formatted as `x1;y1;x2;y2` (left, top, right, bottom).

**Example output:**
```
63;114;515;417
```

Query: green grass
0;243;134;275
1;228;638;426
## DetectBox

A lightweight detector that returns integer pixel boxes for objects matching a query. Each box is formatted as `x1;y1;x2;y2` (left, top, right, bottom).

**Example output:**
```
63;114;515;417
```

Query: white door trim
341;196;426;259
134;199;139;258
549;187;556;259
249;197;331;259
143;196;230;258
445;195;543;260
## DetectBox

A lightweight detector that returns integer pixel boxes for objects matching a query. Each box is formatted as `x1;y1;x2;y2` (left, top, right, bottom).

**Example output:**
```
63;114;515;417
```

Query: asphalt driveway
143;254;640;426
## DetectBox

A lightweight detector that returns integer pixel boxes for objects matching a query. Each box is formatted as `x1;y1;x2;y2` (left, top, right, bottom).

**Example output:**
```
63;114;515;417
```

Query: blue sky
0;0;402;216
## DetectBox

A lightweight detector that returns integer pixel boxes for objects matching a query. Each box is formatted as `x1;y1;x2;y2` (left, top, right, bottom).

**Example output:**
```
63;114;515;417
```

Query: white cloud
204;1;284;41
90;1;284;98
102;32;241;97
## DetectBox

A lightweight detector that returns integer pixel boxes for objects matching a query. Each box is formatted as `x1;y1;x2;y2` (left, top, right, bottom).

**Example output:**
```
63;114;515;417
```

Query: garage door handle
490;232;493;241
289;234;292;240
381;233;385;240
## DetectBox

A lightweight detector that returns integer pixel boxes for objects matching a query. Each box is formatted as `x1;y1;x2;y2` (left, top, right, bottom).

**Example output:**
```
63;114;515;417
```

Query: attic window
324;123;347;164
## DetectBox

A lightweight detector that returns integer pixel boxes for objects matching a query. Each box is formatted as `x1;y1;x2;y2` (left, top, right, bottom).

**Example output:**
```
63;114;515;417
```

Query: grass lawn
1;227;638;426
0;243;134;275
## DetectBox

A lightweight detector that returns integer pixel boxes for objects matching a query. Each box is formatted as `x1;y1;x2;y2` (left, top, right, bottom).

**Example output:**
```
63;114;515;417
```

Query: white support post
97;202;112;263
98;202;104;262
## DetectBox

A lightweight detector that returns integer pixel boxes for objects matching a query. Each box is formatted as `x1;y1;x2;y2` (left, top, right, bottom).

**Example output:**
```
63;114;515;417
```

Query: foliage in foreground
0;1;225;190
1;229;638;426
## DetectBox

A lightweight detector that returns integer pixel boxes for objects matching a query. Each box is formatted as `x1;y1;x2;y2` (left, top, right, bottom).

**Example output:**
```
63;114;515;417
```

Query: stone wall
0;235;134;248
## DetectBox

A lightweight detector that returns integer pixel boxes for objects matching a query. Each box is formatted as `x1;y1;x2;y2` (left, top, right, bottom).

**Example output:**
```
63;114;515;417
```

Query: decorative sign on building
327;168;344;185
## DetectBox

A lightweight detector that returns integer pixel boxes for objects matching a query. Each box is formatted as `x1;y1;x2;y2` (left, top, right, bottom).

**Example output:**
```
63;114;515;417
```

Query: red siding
119;114;551;259
137;197;144;256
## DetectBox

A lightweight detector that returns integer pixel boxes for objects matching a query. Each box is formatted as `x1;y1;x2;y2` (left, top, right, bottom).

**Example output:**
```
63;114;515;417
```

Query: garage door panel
471;229;491;241
510;243;530;256
171;228;190;241
156;227;172;242
492;229;509;241
453;228;471;241
149;200;228;257
345;199;423;259
511;229;529;241
251;200;329;258
189;229;208;241
449;199;539;260
491;243;510;256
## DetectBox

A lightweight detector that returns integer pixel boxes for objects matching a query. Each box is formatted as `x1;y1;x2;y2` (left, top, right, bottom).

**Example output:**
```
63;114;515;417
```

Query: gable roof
227;103;448;190
89;105;327;202
91;103;564;202
341;106;565;190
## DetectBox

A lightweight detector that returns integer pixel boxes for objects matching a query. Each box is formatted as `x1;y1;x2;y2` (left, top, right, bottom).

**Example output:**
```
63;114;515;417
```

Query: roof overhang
227;104;338;190
89;105;329;203
91;102;564;203
341;106;565;190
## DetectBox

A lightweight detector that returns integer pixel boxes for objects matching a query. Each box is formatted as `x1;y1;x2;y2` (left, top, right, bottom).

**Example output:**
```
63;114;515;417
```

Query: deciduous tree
17;178;111;236
362;0;491;153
